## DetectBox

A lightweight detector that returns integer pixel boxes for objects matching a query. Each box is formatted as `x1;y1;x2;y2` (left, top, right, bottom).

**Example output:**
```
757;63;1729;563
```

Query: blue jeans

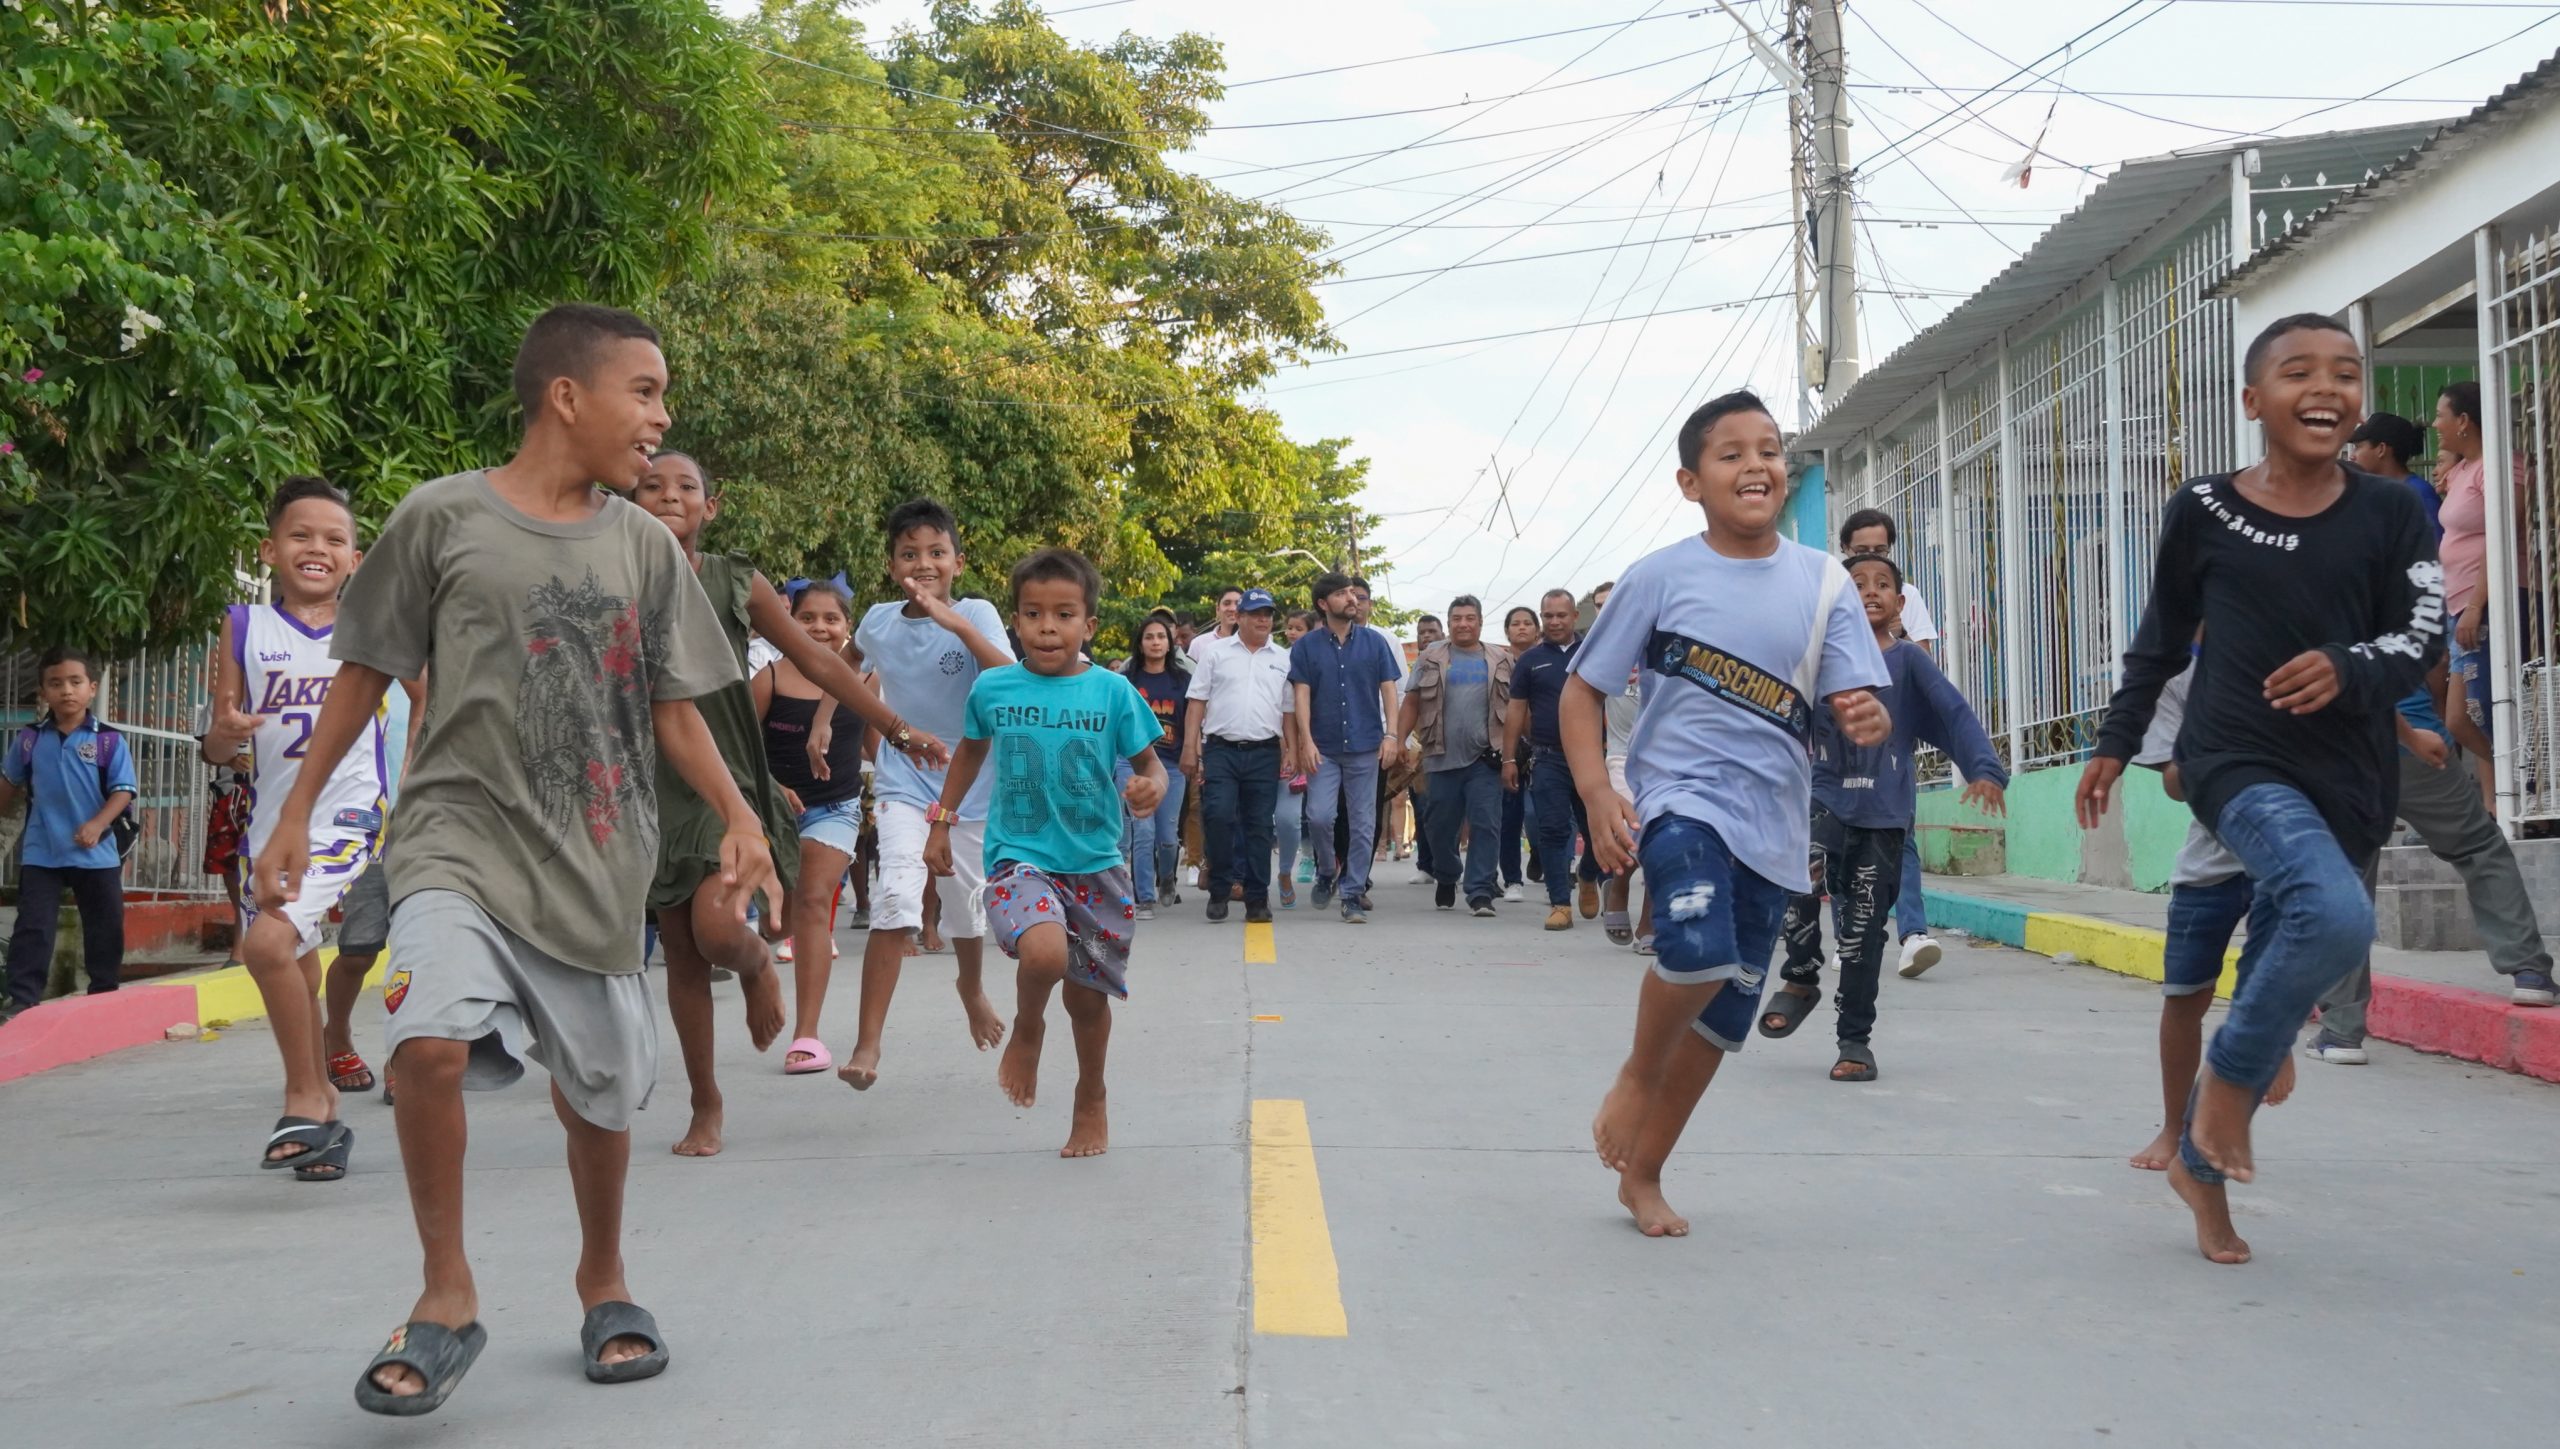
1528;751;1592;907
1641;813;1788;1053
1309;750;1381;902
1500;782;1525;887
1274;779;1304;886
2161;874;2275;997
2181;782;2375;1185
1203;738;1282;905
1126;756;1185;904
1896;831;1928;940
1420;758;1504;903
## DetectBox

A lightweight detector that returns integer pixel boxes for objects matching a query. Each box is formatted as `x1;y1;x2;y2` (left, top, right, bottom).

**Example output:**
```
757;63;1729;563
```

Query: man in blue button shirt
1504;588;1598;931
2;648;137;1016
1288;572;1402;923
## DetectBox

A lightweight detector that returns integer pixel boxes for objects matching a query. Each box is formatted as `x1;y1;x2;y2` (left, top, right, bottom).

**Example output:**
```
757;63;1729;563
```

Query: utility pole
1806;0;1859;397
1784;0;1816;427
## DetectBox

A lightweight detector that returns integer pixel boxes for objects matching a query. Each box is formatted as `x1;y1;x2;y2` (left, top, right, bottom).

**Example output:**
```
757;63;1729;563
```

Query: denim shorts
2162;876;2247;997
1640;813;1788;1052
794;797;865;858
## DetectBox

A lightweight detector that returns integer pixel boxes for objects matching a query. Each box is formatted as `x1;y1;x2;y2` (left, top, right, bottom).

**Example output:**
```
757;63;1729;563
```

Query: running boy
1;648;136;1021
200;476;413;1181
843;498;1016;1090
634;451;941;1155
1758;552;2005;1082
251;303;782;1413
926;547;1164;1158
2077;313;2440;1265
1570;389;1890;1238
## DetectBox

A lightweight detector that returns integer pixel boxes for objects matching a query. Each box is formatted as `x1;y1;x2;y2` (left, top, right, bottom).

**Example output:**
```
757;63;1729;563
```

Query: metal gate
2491;221;2560;822
3;641;224;900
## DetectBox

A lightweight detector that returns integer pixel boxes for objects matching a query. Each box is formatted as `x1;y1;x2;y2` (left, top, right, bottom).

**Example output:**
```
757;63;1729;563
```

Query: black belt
1208;734;1281;747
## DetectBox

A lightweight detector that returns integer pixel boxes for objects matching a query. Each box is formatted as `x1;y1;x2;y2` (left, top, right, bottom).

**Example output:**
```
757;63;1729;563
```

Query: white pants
872;799;986;939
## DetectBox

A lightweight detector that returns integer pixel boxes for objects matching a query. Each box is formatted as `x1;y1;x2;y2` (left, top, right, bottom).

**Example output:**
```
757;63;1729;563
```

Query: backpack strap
1792;561;1852;702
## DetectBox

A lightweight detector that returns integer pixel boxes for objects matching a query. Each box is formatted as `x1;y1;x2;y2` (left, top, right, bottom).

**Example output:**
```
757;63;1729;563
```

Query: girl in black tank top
750;581;872;1071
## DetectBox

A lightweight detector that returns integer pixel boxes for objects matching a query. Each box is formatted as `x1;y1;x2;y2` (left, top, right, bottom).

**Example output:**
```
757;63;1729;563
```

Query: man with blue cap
1181;587;1295;923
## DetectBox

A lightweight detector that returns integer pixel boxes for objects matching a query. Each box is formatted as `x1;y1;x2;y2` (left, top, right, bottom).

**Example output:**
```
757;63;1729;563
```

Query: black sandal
293;1124;354;1182
353;1320;488;1417
261;1115;335;1169
1830;1043;1878;1082
1757;985;1820;1039
581;1300;671;1384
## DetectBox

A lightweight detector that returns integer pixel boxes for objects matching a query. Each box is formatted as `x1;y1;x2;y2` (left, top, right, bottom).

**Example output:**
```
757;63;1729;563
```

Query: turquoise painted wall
1781;458;1827;548
1916;759;2187;893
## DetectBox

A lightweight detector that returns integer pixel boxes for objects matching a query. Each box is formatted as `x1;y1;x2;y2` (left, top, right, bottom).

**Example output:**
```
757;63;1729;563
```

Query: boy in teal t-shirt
926;547;1166;1159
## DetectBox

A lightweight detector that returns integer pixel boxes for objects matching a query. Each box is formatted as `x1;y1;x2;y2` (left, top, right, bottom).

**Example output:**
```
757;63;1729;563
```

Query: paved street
5;880;2556;1447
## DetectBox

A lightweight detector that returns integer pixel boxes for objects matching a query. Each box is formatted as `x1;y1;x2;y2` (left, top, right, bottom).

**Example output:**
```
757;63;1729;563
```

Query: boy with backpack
2;647;137;1020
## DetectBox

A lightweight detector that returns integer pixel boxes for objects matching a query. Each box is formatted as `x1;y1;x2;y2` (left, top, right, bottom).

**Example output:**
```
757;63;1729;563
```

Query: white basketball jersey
230;603;387;862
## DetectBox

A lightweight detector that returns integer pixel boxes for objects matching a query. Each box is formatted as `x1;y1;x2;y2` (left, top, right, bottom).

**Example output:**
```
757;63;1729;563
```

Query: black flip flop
1831;1042;1879;1082
581;1300;671;1385
1757;985;1820;1039
354;1320;487;1417
294;1124;354;1182
261;1115;334;1169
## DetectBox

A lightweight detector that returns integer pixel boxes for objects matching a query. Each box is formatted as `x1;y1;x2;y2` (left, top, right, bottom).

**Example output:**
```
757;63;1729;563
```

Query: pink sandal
783;1038;833;1075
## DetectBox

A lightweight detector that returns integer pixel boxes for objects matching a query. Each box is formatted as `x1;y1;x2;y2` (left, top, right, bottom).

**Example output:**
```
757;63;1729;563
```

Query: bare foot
1617;1174;1689;1237
2168;1156;2251;1264
2264;1053;2297;1107
921;927;946;954
1061;1087;1108;1158
2129;1125;2180;1172
998;1018;1045;1108
837;1042;881;1092
740;965;785;1053
962;987;1007;1051
2188;1072;2258;1183
672;1100;723;1157
900;933;920;960
1591;1067;1647;1172
371;1283;480;1398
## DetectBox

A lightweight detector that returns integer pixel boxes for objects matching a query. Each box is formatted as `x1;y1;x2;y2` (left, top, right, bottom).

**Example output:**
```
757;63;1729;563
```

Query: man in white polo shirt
1181;588;1294;925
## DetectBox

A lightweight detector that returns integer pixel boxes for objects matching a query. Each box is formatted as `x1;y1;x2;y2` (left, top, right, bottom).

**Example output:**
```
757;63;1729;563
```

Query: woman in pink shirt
2437;379;2534;806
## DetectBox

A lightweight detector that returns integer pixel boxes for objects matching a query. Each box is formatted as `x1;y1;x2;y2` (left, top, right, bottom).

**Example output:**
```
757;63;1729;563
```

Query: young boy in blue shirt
1;647;137;1019
926;548;1166;1159
1567;389;1891;1237
1758;553;2006;1082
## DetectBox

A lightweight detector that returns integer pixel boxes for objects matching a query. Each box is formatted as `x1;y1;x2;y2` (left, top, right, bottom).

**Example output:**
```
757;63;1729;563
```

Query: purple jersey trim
270;602;334;641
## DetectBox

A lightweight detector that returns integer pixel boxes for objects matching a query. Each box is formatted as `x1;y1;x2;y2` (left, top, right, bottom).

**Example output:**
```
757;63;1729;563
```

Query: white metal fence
3;641;225;900
2492;221;2560;822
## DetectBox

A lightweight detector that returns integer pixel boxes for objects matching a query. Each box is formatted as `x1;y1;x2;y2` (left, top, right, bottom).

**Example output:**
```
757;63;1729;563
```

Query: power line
1225;8;1711;88
1852;2;2174;185
2220;8;2560;140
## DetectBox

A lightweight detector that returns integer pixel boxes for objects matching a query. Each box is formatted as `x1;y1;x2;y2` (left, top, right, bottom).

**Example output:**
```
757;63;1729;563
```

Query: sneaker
1503;883;1522;903
1578;879;1601;919
2305;1036;2370;1065
776;937;797;964
1341;898;1368;925
1246;903;1273;924
1469;896;1496;917
847;908;870;931
1206;899;1230;924
1435;881;1458;911
1312;877;1335;910
1896;934;1943;979
1413;866;1432;885
1136;904;1156;921
1545;905;1572;931
2512;967;2558;1006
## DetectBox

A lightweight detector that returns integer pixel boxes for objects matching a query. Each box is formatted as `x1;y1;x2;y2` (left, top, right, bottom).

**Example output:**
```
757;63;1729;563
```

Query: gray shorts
985;861;1135;999
338;860;391;957
382;889;659;1131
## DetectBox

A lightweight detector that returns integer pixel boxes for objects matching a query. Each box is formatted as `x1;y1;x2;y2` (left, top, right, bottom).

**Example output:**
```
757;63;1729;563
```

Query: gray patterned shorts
985;860;1136;999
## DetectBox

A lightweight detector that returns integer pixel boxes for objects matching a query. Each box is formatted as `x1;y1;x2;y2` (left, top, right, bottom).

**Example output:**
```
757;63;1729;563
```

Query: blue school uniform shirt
1511;638;1579;750
2396;687;2451;750
1572;533;1888;891
3;712;138;870
1287;623;1401;757
1812;640;2007;829
964;664;1164;876
857;597;1014;820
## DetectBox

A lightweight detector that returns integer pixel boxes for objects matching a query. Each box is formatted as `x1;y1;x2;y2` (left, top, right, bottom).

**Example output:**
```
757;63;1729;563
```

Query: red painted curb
0;985;197;1086
2366;975;2560;1083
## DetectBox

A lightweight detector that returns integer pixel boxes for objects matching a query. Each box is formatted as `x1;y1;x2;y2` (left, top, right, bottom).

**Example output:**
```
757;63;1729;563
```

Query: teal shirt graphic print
963;665;1164;876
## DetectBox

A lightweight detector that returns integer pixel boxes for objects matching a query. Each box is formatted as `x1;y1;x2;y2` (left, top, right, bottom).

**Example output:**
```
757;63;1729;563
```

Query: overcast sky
723;1;2560;619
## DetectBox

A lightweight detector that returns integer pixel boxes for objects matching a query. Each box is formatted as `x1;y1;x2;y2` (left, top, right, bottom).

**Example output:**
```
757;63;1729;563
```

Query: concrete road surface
4;874;2554;1447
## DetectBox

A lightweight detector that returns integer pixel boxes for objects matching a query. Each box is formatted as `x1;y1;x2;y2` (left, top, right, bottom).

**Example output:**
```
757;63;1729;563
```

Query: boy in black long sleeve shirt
2078;314;2442;1266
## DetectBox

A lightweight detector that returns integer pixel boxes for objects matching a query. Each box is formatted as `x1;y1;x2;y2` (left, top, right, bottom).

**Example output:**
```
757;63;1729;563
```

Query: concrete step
2374;882;2484;952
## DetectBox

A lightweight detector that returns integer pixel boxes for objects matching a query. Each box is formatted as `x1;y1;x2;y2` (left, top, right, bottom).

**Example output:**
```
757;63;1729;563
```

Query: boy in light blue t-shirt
1563;389;1891;1239
926;548;1166;1159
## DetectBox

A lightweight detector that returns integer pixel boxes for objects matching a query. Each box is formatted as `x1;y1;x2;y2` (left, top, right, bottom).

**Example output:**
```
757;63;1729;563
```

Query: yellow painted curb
1250;1099;1348;1337
2019;911;2238;1000
160;948;387;1025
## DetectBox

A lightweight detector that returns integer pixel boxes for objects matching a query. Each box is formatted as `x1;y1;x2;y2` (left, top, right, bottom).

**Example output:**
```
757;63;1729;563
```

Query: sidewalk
1925;875;2560;1084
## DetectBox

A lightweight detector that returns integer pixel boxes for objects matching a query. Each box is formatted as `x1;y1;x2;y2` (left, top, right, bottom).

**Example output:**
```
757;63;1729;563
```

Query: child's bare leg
920;878;945;953
687;882;783;1052
321;950;375;1068
245;915;338;1157
954;935;1004;1050
1594;971;1721;1170
2187;1070;2260;1183
2169;1145;2252;1266
1619;1028;1723;1237
371;1037;476;1398
999;922;1069;1108
220;864;248;965
2132;992;2214;1170
551;1082;653;1366
656;910;725;1158
1059;979;1112;1158
786;842;851;1062
839;928;907;1090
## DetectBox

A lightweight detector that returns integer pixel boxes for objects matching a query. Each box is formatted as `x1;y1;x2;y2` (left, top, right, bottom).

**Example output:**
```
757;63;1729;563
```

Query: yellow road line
1253;1014;1283;1023
1250;1099;1348;1337
1243;919;1277;964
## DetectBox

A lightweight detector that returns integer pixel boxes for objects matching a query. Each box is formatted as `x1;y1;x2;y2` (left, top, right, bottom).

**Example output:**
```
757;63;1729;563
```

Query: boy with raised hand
1758;553;2005;1083
251;304;781;1415
2077;313;2441;1265
631;452;944;1157
926;548;1165;1159
840;497;1015;1091
1571;389;1890;1239
0;648;136;1022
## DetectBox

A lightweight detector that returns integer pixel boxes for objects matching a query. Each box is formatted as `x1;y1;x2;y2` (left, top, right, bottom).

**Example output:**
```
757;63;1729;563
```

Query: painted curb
1927;887;2560;1084
0;949;381;1088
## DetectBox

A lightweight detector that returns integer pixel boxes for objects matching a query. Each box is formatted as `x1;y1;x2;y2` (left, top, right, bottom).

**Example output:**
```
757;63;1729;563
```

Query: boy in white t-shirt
840;498;1016;1091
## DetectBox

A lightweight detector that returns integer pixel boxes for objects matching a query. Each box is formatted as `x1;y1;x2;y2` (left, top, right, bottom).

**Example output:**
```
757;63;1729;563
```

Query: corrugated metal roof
2214;48;2560;298
1797;124;2439;452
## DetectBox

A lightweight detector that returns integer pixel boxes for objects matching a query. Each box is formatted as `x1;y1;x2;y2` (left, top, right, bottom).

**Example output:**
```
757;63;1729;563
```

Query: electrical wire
1223;9;1711;89
1852;2;2174;186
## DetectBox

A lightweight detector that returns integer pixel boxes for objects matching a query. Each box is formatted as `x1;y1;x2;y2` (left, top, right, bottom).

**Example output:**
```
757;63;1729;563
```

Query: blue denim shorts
795;797;865;858
1640;813;1789;1052
2162;876;2247;997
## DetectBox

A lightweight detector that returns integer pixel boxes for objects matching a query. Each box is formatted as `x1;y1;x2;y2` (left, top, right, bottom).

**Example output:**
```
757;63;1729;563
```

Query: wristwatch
925;802;961;826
